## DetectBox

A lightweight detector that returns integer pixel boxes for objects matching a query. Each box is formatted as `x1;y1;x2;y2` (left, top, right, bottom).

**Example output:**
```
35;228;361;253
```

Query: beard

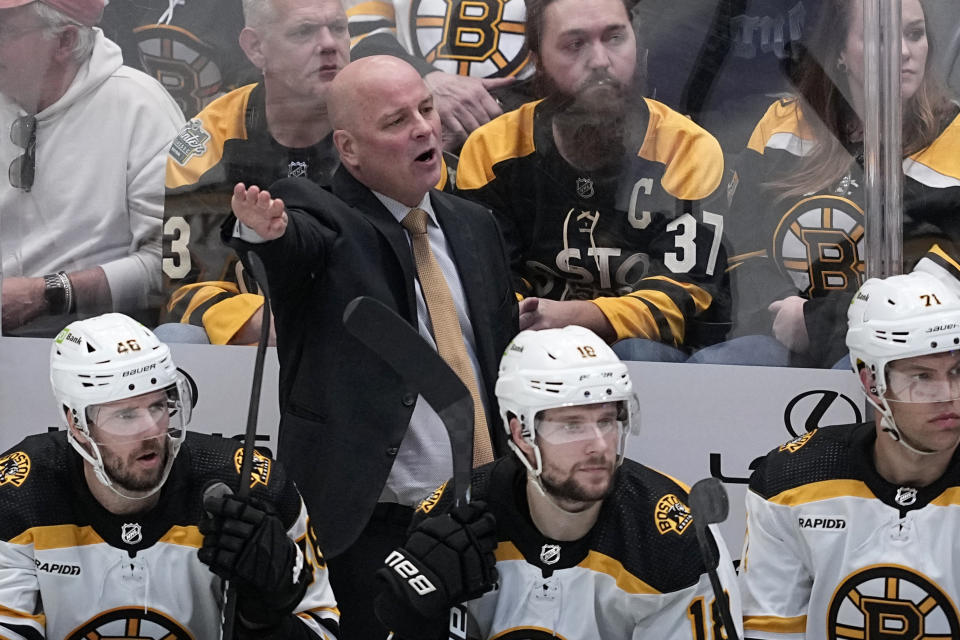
540;455;616;510
101;436;170;493
540;69;640;170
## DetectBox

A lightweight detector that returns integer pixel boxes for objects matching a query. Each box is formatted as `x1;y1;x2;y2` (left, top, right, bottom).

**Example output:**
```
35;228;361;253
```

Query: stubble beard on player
101;436;170;493
543;70;633;169
540;455;616;511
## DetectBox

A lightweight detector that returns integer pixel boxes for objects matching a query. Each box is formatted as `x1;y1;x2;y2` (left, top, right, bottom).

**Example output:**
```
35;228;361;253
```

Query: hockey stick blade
343;296;474;505
688;477;740;640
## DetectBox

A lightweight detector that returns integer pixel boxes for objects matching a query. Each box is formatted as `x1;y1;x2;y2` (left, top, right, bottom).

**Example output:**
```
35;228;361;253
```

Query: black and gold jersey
741;423;960;639
345;0;533;81
727;98;960;366
0;431;339;639
456;97;730;349
99;0;258;119
162;83;340;344
412;456;742;639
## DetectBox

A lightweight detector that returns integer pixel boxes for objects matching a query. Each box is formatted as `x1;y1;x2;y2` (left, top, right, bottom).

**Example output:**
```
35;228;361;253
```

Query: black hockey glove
198;488;307;630
375;501;498;628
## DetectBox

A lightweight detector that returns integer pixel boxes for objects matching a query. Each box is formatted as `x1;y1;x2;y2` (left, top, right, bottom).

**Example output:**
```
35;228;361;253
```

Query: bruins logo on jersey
826;564;960;639
654;494;693;535
66;606;192;639
233;448;272;488
0;451;30;487
417;480;449;514
772;195;865;297
409;0;530;78
779;429;818;453
132;24;223;117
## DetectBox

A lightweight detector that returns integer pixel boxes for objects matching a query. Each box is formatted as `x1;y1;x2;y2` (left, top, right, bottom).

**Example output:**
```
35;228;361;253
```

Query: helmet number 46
116;339;141;353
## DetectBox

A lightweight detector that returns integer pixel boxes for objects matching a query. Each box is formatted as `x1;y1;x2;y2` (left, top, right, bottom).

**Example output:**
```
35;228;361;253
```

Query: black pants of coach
327;503;414;639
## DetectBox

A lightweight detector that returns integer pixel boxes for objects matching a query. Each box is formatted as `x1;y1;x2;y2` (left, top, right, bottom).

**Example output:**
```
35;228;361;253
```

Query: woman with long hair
722;0;960;368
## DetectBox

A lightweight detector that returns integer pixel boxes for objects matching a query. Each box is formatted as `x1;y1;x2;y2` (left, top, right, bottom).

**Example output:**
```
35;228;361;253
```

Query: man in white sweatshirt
0;0;183;335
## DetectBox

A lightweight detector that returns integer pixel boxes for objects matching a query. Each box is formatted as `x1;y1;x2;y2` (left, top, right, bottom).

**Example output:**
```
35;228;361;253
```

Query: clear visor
85;383;189;445
534;398;637;445
885;361;960;404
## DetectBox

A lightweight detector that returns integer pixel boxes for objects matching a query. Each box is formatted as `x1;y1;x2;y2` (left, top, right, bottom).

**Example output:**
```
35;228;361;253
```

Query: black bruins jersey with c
99;0;258;118
457;97;730;349
741;423;960;639
727;98;960;366
162;82;340;344
406;456;742;639
0;431;339;639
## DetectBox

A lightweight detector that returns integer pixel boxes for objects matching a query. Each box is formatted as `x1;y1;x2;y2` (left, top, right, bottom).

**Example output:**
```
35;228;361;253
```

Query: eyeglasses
8;115;36;192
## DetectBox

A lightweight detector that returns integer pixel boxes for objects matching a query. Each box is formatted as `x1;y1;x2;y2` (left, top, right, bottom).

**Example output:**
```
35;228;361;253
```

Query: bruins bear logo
233;448;272;488
0;451;30;487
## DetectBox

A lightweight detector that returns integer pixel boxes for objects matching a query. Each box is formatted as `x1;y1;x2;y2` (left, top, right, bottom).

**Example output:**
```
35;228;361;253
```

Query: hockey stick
342;296;474;505
218;251;273;640
688;477;741;640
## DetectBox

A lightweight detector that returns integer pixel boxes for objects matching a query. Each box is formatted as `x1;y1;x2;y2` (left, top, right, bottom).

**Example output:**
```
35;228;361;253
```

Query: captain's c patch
0;451;30;487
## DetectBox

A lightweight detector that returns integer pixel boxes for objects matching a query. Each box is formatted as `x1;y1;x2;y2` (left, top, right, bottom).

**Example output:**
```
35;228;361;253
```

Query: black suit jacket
224;167;518;557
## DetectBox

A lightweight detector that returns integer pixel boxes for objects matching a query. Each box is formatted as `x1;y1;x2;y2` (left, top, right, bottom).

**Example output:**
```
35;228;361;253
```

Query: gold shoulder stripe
0;603;45;625
930;487;960;507
905;112;960;184
157;525;203;548
10;524;104;549
644;466;692;493
457;101;540;190
494;540;525;562
165;84;257;189
767;479;874;506
639;99;723;200
926;244;960;275
746;98;814;155
577;550;661;595
743;614;807;633
345;0;396;19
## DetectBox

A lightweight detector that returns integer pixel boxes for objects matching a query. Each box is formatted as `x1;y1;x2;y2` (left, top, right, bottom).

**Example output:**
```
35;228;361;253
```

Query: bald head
328;56;423;132
329;55;442;206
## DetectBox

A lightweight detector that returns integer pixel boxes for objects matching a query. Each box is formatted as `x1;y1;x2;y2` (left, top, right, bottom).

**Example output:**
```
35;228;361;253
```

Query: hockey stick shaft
689;478;740;640
221;251;273;640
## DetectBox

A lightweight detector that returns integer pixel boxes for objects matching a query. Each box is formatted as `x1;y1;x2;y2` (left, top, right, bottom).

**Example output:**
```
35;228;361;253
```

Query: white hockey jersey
740;422;960;639
0;431;339;639
416;456;743;640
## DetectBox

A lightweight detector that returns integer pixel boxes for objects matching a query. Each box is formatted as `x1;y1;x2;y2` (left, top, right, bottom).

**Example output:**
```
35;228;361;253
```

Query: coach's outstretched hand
232;183;287;240
199;489;307;631
374;501;498;638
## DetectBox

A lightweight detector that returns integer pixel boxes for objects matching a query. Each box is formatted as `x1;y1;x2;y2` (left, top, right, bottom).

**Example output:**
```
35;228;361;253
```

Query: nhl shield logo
895;487;918;506
576;177;595;199
121;523;143;545
288;161;308;178
539;544;560;565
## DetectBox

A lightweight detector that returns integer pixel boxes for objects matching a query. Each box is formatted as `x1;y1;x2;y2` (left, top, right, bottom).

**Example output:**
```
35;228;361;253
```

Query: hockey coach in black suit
224;55;518;638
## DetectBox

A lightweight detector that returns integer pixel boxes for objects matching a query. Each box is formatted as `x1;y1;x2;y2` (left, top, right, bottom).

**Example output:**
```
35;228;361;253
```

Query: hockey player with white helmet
740;245;960;639
0;313;340;639
374;325;742;639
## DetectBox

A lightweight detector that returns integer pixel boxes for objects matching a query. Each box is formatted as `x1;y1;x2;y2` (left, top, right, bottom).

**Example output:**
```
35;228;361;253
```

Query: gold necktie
402;208;494;467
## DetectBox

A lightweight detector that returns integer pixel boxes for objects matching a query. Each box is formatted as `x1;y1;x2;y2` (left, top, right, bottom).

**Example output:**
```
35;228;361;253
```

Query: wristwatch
42;271;74;315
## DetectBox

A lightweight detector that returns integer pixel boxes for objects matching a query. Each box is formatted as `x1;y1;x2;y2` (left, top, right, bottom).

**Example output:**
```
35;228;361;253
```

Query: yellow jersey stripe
743;614;807;633
457;102;539;190
10;524;104;549
767;479;875;506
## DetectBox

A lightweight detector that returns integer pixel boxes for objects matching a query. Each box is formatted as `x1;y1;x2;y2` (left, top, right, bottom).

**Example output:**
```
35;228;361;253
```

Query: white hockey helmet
50;313;194;497
495;326;639;477
847;271;960;451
